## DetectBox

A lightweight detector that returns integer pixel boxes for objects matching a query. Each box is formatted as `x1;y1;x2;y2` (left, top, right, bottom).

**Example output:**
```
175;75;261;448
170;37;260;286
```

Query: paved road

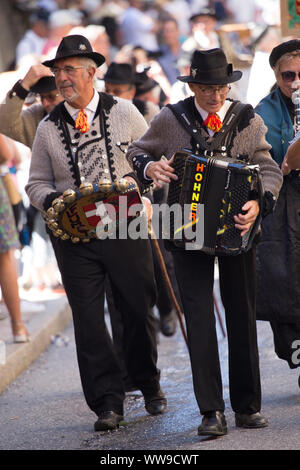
0;300;300;452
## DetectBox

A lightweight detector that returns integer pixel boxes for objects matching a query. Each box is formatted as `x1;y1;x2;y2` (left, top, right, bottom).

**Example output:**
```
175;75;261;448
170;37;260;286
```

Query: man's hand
233;200;259;236
145;154;178;188
21;64;53;91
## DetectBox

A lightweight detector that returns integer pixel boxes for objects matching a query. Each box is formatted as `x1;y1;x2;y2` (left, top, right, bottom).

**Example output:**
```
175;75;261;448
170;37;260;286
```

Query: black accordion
166;150;263;255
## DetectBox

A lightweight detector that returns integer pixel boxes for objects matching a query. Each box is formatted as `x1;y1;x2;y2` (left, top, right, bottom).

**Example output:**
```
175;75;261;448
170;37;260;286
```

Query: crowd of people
0;0;300;439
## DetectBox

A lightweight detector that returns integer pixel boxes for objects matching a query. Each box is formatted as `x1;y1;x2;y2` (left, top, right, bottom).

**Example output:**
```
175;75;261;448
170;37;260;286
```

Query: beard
58;83;80;104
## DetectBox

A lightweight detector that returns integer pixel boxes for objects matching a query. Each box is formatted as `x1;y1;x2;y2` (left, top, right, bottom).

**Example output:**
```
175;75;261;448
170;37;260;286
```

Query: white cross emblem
191;68;197;78
79;44;87;51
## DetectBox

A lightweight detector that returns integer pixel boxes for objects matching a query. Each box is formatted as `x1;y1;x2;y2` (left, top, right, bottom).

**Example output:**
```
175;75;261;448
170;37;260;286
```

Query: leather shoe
235;412;268;428
160;309;177;336
144;389;167;415
94;411;123;431
198;411;227;437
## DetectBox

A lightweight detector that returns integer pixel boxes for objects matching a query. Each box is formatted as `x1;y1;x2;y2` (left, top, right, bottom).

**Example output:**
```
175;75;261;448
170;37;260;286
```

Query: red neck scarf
203;113;222;133
75;109;90;134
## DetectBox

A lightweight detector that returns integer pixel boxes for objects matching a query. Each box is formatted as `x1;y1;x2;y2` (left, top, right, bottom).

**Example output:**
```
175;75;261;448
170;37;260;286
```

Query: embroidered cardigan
26;92;148;213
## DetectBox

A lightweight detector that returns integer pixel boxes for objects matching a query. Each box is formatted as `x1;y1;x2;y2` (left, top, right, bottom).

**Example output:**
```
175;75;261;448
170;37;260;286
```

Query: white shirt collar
64;89;99;122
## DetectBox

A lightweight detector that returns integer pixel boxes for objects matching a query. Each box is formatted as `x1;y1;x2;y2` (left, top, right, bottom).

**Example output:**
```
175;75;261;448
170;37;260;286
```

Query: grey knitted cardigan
26;92;148;213
126;98;283;200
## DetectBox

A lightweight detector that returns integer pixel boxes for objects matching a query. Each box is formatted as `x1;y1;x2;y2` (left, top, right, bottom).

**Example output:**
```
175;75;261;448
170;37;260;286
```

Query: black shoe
235;412;268;429
198;411;227;437
144;389;167;415
160;309;177;336
94;411;123;431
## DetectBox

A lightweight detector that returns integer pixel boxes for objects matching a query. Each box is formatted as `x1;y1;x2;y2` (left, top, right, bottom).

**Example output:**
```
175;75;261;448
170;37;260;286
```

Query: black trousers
51;235;160;417
172;247;261;415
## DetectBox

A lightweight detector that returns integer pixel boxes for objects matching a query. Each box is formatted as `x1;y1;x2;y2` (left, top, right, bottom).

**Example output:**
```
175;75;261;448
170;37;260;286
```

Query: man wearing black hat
134;68;164;107
127;48;283;437
25;35;166;431
103;62;159;124
0;64;63;149
255;39;300;386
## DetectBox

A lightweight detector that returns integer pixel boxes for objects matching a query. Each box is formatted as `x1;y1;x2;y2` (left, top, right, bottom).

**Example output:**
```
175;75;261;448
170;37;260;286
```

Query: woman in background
0;134;29;342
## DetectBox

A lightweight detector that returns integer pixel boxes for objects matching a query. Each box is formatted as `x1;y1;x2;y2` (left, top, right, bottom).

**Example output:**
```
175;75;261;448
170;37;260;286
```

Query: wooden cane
149;225;189;348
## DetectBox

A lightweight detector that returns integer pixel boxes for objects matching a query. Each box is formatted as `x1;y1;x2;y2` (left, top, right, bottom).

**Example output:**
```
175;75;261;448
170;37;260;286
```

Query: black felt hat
177;48;242;85
103;62;135;84
269;39;300;68
189;8;218;22
30;76;57;94
43;35;105;68
134;69;158;96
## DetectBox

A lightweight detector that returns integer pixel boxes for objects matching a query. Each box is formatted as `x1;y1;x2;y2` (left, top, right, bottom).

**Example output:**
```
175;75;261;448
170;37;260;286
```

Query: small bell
114;178;129;193
79;182;94;196
60;233;70;240
53;229;64;237
47;207;57;219
48;220;59;231
52;198;65;213
99;178;112;193
63;188;77;204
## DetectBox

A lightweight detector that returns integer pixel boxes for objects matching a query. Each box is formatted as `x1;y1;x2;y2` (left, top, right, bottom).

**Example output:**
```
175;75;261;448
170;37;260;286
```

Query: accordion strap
167;99;251;153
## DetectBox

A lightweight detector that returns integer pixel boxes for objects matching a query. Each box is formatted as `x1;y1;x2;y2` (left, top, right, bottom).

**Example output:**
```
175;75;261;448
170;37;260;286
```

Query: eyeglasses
51;66;87;77
39;92;60;102
196;85;231;97
281;71;300;82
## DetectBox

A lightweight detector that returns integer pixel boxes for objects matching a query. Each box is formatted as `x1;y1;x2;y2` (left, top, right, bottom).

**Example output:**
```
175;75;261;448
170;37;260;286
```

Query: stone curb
0;297;71;395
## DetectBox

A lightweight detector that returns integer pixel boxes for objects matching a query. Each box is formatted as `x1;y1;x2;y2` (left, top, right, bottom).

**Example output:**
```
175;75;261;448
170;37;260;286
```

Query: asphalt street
0;295;299;452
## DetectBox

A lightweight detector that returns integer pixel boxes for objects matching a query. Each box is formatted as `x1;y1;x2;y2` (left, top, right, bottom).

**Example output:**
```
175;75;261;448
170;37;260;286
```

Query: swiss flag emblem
83;200;115;227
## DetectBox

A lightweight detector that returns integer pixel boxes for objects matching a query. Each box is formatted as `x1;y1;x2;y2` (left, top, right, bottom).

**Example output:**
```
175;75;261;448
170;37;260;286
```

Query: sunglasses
281;71;300;82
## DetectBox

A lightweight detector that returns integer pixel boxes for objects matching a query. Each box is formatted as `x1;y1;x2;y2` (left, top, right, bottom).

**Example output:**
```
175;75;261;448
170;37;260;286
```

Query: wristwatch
9;79;29;100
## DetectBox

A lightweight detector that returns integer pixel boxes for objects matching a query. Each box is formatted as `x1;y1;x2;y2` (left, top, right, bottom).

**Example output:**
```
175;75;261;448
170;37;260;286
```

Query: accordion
166;150;263;255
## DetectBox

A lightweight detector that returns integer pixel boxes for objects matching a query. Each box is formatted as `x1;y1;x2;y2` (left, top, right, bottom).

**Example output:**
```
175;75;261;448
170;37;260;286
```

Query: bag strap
167;99;251;153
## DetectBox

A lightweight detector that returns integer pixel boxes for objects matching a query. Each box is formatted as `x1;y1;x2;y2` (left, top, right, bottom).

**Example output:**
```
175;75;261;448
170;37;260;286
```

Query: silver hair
77;57;99;86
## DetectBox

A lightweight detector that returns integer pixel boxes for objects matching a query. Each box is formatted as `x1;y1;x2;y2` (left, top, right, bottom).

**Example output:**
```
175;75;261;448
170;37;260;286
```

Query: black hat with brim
189;8;218;22
134;70;158;96
177;48;242;85
42;34;105;68
30;76;57;94
269;39;300;68
104;62;135;84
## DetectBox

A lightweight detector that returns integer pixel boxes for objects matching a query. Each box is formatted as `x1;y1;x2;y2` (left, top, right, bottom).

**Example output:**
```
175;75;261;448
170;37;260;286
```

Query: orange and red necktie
75;109;90;134
203;113;222;133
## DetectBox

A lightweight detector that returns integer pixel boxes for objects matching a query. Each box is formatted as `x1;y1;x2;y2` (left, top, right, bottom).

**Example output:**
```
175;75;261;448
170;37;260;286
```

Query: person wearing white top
16;10;50;65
